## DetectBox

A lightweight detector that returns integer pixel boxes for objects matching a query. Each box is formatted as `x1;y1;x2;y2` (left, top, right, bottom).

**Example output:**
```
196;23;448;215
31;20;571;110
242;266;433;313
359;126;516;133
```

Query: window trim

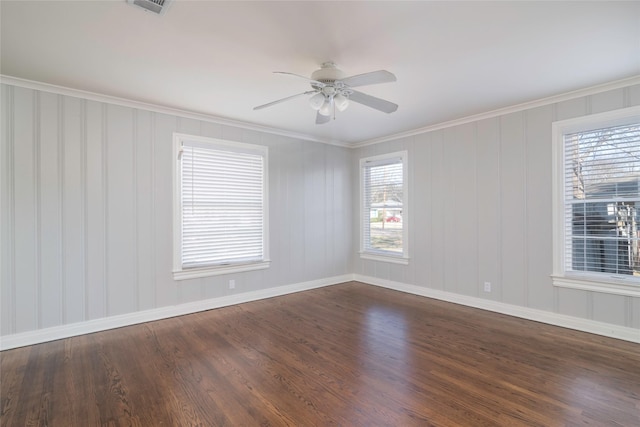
172;133;270;281
551;106;640;297
359;151;409;264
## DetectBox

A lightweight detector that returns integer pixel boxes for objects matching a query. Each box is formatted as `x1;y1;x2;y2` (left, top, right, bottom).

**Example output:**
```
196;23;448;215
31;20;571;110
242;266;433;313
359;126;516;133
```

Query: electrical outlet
483;282;491;292
229;279;235;289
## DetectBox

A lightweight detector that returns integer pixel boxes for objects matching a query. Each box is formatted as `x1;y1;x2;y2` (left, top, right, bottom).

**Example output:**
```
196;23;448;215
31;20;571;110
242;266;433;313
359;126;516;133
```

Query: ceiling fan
254;62;398;124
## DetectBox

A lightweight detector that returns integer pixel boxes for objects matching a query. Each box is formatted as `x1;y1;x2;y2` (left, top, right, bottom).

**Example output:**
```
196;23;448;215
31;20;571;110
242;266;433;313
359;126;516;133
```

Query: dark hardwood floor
1;281;639;426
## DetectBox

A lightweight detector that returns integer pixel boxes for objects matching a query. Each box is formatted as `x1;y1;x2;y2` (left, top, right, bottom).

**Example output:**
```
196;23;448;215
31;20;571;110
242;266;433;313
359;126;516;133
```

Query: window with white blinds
173;134;269;280
360;151;408;264
552;106;640;295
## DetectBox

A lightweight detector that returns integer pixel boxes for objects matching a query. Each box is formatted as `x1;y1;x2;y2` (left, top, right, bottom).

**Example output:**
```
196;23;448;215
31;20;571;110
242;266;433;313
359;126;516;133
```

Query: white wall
352;83;640;331
0;83;353;338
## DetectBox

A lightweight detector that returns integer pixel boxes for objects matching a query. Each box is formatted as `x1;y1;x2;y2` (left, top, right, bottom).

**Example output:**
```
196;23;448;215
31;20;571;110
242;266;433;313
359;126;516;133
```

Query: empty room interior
1;1;640;425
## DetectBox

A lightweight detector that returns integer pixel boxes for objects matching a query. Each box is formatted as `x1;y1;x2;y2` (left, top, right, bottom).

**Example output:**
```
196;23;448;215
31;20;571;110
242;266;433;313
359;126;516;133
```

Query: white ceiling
2;1;639;145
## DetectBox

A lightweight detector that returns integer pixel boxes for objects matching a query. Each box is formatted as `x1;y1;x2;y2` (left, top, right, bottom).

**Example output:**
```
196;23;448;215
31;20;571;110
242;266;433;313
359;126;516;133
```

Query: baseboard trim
0;274;351;351
354;274;640;344
3;274;638;350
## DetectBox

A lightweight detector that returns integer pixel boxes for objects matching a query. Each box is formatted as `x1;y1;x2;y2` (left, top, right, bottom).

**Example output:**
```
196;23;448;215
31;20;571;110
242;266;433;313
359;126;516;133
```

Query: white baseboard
0;274;352;351
3;274;637;350
353;274;640;344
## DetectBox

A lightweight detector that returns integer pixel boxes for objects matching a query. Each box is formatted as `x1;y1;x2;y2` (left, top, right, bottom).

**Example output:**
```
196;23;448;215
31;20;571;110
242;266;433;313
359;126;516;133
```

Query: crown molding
4;74;639;150
0;75;350;148
352;75;640;148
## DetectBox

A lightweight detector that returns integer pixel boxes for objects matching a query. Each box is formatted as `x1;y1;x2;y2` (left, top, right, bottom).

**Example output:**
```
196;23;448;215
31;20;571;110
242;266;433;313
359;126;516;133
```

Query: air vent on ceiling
127;0;172;15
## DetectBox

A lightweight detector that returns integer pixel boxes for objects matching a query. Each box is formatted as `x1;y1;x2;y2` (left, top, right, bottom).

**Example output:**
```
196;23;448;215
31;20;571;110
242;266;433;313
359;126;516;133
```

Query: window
360;151;409;264
173;133;269;280
552;106;640;296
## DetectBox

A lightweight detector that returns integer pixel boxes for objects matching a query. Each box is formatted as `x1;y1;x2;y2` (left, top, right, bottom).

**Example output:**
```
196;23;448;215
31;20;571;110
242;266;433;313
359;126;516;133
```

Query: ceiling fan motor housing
311;62;346;84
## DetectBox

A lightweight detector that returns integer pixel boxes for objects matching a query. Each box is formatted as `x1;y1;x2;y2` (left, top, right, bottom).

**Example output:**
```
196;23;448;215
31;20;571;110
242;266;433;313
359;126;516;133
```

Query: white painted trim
2;274;638;349
552;274;640;298
0;274;352;351
0;75;349;148
173;261;271;280
354;274;640;344
359;151;409;260
551;105;640;294
4;74;639;149
353;75;640;148
359;253;409;265
172;133;271;280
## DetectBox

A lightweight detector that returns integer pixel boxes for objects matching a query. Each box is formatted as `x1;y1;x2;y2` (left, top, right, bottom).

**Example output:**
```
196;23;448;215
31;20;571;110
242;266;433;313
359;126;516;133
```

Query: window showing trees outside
362;156;404;255
565;122;640;280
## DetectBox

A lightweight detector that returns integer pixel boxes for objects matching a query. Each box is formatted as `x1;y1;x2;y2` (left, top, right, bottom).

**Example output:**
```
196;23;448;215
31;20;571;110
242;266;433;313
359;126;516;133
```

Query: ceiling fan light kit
309;92;325;110
254;62;398;124
334;94;349;112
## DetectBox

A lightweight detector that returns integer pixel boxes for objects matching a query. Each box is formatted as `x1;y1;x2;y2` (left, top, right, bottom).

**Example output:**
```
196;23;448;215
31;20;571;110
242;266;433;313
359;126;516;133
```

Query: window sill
360;252;409;265
173;260;270;281
552;274;640;297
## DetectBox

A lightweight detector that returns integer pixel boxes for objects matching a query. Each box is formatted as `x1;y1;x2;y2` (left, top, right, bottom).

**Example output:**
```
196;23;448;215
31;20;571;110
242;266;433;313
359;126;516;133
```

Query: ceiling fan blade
339;70;396;88
316;112;331;125
273;71;325;87
349;90;398;114
253;90;317;110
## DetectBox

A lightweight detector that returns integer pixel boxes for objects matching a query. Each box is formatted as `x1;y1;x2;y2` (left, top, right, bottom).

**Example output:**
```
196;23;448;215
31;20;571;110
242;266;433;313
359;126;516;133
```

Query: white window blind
563;122;640;280
361;154;406;258
179;138;266;270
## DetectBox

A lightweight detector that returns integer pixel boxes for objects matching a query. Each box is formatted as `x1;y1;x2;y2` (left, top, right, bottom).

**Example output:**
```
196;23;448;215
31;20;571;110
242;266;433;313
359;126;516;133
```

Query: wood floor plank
1;281;639;426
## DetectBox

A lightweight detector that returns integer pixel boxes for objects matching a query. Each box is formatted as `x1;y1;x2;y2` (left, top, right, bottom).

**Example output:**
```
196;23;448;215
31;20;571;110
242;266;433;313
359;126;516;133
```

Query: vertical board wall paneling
13;87;37;333
412;133;431;288
267;134;286;287
85;100;106;320
354;84;640;331
62;96;85;324
590;88;625;115
442;127;458;293
135;109;154;311
106;104;136;316
627;85;640;106
3;81;638;340
499;111;527;307
524;105;555;312
284;137;303;282
221;124;243;143
593;293;627;327
429;130;445;291
304;142;326;280
324;145;335;277
289;141;306;283
632;298;640;329
337;145;351;276
38;92;63;328
152;113;178;308
1;82;355;340
453;123;478;297
476;117;501;302
1;85;15;335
